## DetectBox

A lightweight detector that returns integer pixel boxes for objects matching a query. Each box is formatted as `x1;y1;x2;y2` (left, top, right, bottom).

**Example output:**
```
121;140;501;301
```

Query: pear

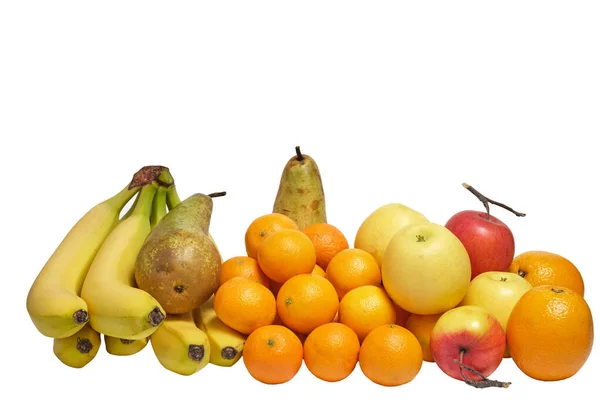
273;146;327;229
134;192;225;314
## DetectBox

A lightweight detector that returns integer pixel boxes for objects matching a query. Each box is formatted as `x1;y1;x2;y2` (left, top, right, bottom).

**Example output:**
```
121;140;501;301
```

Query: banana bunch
27;166;247;374
26;166;173;366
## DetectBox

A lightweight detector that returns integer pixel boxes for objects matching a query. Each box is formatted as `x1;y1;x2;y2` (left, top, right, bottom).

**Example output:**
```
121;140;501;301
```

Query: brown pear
134;193;224;314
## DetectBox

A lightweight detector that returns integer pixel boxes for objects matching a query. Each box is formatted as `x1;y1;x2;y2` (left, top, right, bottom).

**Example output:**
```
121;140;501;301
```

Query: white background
1;1;598;399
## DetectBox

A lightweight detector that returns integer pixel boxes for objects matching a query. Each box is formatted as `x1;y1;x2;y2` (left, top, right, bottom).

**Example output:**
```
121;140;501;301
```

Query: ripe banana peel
81;183;166;340
105;336;149;356
53;323;101;368
193;296;246;367
26;183;139;338
150;312;211;376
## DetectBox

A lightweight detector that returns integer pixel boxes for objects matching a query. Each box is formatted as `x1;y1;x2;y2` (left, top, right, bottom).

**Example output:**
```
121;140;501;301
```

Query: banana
105;335;149;356
193;296;246;367
81;183;166;340
26;183;139;338
150;186;168;227
53;323;101;368
150;312;211;376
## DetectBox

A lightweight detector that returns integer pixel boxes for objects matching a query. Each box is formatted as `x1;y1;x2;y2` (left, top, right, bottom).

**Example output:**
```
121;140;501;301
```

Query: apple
382;222;471;315
460;271;532;357
445;210;515;280
354;203;429;267
445;183;526;280
430;305;506;381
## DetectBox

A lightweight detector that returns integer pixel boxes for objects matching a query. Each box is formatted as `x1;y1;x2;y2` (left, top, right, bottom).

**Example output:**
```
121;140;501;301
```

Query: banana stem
106;184;141;210
166;186;182;210
120;194;139;221
151;187;168;227
132;184;159;218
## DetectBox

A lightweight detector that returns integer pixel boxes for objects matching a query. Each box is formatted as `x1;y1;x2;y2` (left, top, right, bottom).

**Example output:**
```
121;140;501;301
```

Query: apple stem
454;351;511;389
462;183;526;220
295;146;304;162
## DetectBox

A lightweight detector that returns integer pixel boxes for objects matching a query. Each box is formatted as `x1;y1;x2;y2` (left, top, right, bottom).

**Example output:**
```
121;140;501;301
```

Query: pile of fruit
26;147;594;389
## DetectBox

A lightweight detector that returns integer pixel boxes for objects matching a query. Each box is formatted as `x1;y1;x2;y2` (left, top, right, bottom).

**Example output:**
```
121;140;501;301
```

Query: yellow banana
53;323;101;368
105;335;149;356
150;312;211;376
26;183;139;338
81;183;166;340
193;296;246;367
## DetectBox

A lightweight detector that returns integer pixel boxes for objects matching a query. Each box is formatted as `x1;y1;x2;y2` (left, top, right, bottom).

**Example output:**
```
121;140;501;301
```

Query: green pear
273;146;326;229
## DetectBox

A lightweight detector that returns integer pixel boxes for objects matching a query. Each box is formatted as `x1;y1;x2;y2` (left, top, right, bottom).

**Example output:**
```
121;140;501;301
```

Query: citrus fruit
257;228;316;283
270;279;283;297
508;251;585;296
312;264;327;278
219;256;270;288
301;223;349;269
326;248;381;299
359;324;423;386
277;274;339;334
214;277;276;334
303;322;360;382
507;285;593;381
338;285;396;341
243;325;303;384
405;313;443;362
245;213;298;259
394;303;411;327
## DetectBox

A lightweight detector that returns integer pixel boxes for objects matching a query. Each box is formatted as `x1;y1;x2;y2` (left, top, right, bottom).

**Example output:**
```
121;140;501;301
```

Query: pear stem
208;192;227;198
454;350;511;389
295;146;304;161
462;183;526;221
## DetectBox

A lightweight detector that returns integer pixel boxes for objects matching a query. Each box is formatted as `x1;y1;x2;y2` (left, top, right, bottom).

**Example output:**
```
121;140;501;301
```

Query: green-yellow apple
430;305;506;381
354;203;429;267
460;271;533;357
382;222;471;315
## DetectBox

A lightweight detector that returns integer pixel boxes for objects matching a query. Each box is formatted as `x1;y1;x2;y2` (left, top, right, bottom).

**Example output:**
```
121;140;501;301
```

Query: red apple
430;305;506;382
445;210;515;280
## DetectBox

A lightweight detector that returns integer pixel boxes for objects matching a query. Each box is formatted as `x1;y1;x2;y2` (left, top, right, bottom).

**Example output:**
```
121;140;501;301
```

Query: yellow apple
460;271;533;357
382;222;471;315
354;203;429;267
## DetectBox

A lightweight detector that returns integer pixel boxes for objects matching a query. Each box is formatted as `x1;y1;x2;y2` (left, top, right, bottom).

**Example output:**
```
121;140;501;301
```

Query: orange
359;324;423;386
405;313;443;362
326;248;381;299
312;264;327;278
303;322;360;382
338;285;396;341
506;285;593;381
509;250;585;296
257;228;316;283
219;256;270;289
214;277;276;335
243;325;303;384
270;279;283;297
301;223;349;269
245;213;298;259
277;274;339;334
394;303;411;327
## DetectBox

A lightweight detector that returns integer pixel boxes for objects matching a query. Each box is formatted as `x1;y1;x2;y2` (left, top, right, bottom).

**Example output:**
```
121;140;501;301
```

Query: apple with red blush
445;184;526;280
430;305;510;388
